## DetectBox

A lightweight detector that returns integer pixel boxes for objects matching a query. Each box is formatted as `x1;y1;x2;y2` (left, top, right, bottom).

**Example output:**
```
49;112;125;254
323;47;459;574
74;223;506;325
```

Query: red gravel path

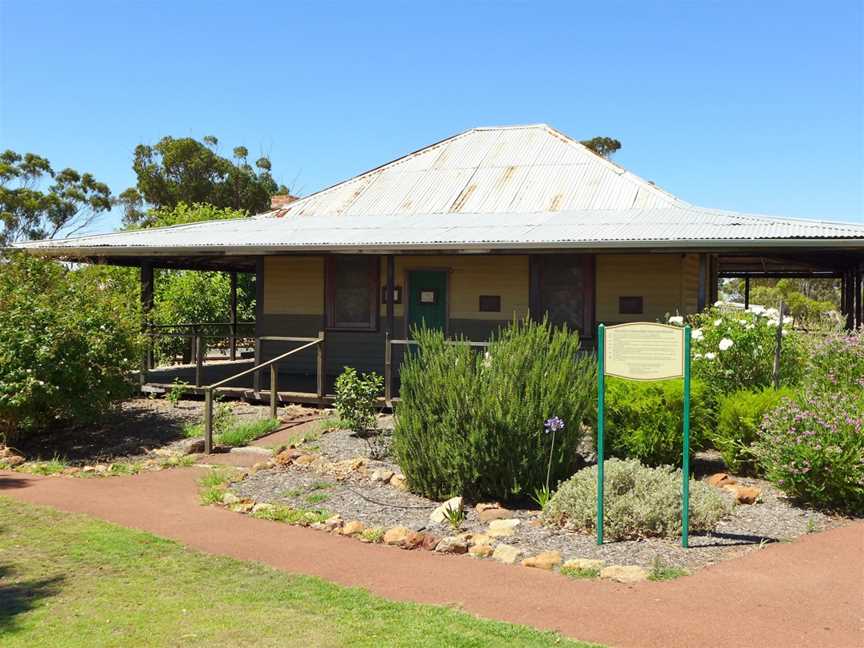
2;469;861;648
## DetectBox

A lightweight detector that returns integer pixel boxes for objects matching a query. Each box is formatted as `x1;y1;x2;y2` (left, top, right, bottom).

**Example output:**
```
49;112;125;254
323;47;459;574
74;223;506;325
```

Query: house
15;124;864;399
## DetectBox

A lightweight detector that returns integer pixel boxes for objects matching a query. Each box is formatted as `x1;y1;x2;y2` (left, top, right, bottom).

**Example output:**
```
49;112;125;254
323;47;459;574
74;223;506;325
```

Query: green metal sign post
596;322;692;548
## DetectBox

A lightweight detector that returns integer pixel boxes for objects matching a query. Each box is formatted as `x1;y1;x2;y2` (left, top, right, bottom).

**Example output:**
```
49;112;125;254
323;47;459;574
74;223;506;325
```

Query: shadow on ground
0;476;32;491
12;401;198;464
0;564;64;633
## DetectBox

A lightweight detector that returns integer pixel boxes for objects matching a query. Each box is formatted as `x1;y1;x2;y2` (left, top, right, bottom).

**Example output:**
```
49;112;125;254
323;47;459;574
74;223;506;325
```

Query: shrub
686;306;806;399
805;328;864;395
544;459;732;540
604;378;712;466
712;387;793;475
334;367;383;434
394;318;596;500
0;254;142;441
753;391;864;514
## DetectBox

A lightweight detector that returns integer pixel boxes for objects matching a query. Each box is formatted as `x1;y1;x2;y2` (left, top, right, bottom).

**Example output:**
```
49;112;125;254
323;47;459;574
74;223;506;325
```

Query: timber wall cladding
595;254;700;323
262;256;324;315
378;255;531;321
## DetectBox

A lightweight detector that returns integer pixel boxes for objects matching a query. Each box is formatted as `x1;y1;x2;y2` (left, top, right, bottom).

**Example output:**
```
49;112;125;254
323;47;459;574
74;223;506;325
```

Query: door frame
403;267;451;338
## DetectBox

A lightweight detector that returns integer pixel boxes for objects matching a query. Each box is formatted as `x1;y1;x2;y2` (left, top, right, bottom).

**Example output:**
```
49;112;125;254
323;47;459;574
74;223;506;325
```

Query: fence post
772;300;785;389
316;330;326;400
204;388;213;454
195;334;204;387
253;337;262;392
270;363;278;419
384;333;392;404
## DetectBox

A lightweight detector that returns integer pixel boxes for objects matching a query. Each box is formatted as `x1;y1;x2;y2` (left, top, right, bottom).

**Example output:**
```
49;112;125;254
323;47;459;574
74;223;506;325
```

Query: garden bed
227;424;848;575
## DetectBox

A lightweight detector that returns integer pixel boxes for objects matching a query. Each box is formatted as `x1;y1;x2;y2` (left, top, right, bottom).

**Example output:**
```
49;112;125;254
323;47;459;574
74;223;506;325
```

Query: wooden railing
144;321;256;381
202;333;325;453
383;334;490;404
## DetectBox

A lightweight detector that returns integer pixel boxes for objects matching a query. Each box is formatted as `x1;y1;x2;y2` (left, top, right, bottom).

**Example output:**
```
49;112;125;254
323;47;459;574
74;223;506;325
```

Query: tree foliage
0;150;112;245
119;136;287;226
0;253;142;440
579;136;622;159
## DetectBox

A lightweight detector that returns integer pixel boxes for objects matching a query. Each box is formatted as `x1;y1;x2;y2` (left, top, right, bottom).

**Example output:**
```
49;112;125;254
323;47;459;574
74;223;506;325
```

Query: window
478;295;501;312
619;296;644;315
326;256;379;330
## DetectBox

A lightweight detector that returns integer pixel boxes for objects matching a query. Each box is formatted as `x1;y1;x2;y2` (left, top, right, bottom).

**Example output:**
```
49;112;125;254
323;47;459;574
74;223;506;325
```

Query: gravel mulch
230;426;850;571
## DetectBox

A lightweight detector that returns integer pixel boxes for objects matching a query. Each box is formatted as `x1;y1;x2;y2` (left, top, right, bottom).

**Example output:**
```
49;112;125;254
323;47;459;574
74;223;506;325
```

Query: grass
0;498;599;647
305;493;330;505
197;467;241;505
217;418;281;447
560;566;601;580
16;456;68;476
647;557;689;582
360;527;385;543
250;504;331;526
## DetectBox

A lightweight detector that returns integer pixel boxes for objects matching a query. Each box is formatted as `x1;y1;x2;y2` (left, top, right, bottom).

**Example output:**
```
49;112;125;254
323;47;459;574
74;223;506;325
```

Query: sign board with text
604;323;685;381
596;321;692;548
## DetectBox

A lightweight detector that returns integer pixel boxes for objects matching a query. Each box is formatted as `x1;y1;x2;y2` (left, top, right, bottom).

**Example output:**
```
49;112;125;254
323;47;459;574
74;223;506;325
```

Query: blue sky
1;0;862;234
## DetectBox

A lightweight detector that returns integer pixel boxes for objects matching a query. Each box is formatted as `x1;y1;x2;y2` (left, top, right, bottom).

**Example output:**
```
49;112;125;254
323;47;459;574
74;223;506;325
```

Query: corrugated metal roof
261;124;685;219
12;124;864;255
17;206;864;255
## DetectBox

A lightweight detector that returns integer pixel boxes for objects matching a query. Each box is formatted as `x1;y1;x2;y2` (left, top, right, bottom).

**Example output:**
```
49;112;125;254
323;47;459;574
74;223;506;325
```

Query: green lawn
0;498;599;647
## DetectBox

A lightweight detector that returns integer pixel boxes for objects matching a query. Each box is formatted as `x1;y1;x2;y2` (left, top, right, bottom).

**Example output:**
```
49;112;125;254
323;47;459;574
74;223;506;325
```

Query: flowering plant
754;390;864;514
680;306;805;398
805;328;864;395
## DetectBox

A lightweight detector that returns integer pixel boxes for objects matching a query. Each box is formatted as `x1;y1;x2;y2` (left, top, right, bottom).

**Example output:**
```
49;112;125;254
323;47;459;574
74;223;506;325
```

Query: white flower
668;315;684;326
704;352;716;360
691;329;703;340
738;319;748;325
694;352;703;359
783;316;793;325
713;318;723;326
718;338;734;351
747;305;765;315
714;300;724;307
767;319;778;327
482;352;492;368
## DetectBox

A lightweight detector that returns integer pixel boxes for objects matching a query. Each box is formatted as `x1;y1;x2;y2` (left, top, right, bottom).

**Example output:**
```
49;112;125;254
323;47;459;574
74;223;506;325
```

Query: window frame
325;255;380;332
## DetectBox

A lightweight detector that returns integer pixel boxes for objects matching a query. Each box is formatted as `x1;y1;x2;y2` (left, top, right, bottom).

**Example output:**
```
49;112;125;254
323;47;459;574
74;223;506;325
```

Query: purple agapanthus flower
545;416;565;433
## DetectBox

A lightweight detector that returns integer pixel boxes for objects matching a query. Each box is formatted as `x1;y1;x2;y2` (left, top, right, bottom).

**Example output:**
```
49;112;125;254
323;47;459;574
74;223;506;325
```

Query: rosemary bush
394;318;596;500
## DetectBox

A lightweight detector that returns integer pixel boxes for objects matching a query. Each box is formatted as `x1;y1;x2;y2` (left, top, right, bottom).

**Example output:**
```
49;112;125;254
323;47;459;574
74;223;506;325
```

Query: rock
294;454;319;466
389;474;408;490
324;457;368;480
323;514;343;531
178;438;205;455
430;496;464;524
62;467;81;476
707;472;737;487
341;520;365;536
3;455;25;468
94;464;109;473
521;550;562;570
487;518;521;537
402;531;425;550
724;484;761;504
371;468;395;483
275;448;302;466
221;492;240;505
251;502;274;515
469;533;492;547
420;534;441;551
0;446;12;458
469;544;494;558
563;558;605;571
82;465;97;473
477;506;513;522
600;565;648;584
435;536;468;554
491;544;523;564
250;462;270;474
528;519;543;528
383;526;411;546
475;502;501;513
231;501;254;513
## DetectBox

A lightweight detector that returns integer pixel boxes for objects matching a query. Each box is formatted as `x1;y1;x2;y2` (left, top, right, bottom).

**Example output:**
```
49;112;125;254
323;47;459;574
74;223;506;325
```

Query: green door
407;270;448;335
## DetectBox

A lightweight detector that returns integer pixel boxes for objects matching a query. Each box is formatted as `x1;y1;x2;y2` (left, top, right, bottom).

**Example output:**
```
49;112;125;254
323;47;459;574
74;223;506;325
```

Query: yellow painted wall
595;254;700;323
380;255;530;320
262;256;324;315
